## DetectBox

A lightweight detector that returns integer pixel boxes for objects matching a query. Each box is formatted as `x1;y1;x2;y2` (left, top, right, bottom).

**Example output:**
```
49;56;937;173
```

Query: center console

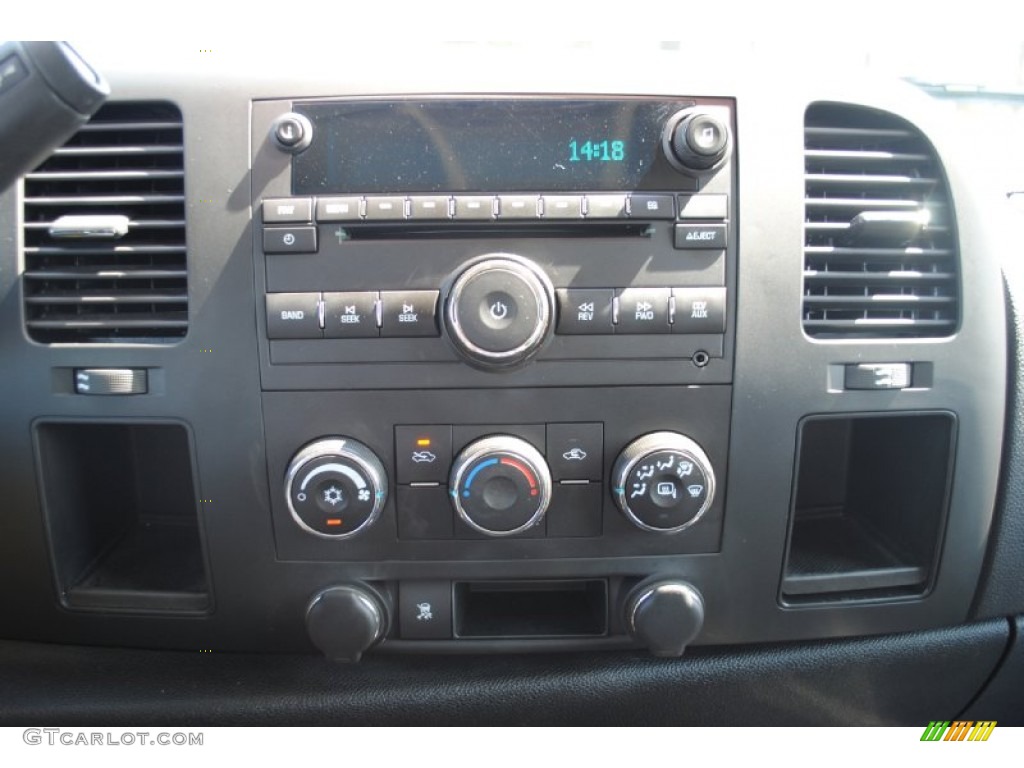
252;96;736;658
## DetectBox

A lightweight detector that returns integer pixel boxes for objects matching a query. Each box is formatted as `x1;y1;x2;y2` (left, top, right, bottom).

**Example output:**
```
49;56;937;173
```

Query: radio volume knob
612;432;715;533
444;254;555;370
450;435;552;536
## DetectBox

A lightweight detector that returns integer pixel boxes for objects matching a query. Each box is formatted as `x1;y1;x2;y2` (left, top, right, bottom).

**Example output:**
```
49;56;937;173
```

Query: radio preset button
454;196;495;220
498;195;540;219
263;197;313;223
323;291;379;338
263;226;317;254
672;287;726;334
556;288;614;335
266;293;322;339
380;290;440;337
541;195;583;219
628;195;675;220
409;196;451;219
316;197;362;221
674;223;727;249
615;288;671;334
585;194;627;219
365;196;407;220
678;194;728;220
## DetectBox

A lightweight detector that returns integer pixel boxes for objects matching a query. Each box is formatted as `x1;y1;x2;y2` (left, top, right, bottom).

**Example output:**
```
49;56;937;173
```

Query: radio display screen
291;98;692;194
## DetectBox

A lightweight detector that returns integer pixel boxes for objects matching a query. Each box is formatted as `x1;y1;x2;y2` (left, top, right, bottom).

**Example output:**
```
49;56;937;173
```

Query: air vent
22;102;187;342
803;103;958;338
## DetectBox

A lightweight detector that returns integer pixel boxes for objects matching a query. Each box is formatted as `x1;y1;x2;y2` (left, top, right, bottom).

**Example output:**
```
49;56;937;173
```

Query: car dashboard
0;42;1022;725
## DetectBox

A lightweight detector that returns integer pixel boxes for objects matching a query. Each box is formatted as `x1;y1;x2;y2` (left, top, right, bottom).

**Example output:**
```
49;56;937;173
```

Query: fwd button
615;288;671;334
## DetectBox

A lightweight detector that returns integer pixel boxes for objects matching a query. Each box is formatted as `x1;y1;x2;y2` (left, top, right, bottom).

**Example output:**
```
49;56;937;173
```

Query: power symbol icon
489;301;508;321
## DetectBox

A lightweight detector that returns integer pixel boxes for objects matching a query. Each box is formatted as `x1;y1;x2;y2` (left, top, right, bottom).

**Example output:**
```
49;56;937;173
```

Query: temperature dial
450;435;552;536
285;438;387;539
612;432;715;533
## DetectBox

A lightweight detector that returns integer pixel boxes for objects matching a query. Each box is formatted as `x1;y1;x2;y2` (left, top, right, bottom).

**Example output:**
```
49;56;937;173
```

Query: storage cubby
35;421;210;612
782;413;955;602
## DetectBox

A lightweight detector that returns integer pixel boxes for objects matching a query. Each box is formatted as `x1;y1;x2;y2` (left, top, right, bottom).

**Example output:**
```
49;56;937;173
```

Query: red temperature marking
500;457;536;489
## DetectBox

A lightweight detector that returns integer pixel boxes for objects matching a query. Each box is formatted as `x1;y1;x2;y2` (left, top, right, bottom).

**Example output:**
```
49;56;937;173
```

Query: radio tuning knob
612;431;716;533
284;437;387;540
443;253;555;370
625;579;704;657
663;108;731;173
450;435;553;536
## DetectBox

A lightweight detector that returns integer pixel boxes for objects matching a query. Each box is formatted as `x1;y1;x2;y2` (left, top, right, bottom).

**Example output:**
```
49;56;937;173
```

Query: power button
444;254;555;369
271;112;313;153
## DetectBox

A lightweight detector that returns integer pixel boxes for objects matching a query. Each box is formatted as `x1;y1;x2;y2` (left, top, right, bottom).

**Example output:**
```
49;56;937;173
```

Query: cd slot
335;222;655;241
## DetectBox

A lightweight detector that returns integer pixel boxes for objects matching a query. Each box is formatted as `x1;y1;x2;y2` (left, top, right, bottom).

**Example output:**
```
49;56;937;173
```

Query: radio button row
585;194;628;219
628;194;675;220
263;226;317;254
410;196;451;219
324;291;379;338
316;197;362;221
542;195;583;219
266;293;322;339
454;196;495;220
672;287;726;334
262;197;313;223
365;196;407;220
499;195;540;219
615;288;671;334
380;290;440;337
556;288;614;335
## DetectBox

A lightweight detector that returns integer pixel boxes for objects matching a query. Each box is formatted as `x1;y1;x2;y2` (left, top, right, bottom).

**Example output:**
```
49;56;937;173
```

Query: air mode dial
612;432;715;533
285;438;387;539
450;435;553;536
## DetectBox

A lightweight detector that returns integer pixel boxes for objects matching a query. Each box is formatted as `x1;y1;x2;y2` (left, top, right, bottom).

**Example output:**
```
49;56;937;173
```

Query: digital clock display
292;98;691;194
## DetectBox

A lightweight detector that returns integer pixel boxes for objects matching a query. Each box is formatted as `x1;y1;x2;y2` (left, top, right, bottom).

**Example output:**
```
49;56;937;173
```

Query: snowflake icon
322;486;344;506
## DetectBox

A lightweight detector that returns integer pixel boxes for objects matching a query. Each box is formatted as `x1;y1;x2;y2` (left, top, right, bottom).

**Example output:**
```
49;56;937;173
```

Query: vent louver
22;102;187;342
803;103;958;338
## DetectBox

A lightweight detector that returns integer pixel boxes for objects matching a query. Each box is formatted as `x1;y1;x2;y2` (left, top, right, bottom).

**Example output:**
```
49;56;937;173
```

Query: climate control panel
264;384;730;563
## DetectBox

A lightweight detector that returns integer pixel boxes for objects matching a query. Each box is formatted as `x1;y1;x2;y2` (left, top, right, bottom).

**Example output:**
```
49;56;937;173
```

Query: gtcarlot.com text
23;729;203;746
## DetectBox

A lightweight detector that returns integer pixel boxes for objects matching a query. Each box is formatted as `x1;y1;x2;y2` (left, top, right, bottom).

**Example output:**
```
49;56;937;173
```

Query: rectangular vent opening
803;103;959;339
22;102;188;343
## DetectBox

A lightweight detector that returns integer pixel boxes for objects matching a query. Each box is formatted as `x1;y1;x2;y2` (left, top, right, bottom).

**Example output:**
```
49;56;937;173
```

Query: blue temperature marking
464;458;498;494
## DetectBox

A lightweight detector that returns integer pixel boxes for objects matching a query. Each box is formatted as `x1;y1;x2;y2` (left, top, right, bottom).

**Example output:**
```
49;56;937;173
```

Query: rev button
556;288;614;335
